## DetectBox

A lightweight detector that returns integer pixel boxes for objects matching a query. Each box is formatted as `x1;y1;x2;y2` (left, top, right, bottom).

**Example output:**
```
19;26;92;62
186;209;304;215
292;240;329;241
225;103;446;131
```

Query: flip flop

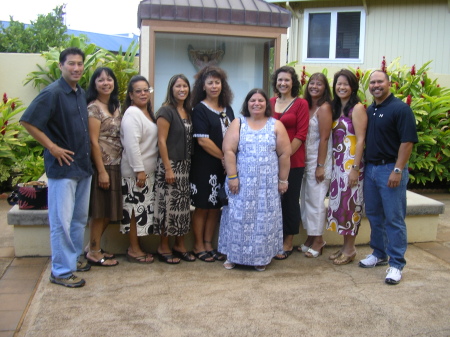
173;249;196;262
126;251;154;264
87;256;119;267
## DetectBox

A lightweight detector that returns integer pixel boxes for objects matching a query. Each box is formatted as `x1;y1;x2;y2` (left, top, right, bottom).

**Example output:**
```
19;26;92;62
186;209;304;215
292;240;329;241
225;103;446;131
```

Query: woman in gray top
154;74;194;264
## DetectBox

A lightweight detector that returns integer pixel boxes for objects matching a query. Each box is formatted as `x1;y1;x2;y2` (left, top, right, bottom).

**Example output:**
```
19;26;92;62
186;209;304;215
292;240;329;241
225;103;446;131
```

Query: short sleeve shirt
20;77;93;179
365;94;418;162
88;103;122;166
192;102;235;149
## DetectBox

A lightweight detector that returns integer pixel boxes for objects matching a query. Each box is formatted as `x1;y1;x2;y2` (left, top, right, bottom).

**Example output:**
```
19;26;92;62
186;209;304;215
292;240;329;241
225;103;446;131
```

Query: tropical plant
0;93;45;189
24;36;139;104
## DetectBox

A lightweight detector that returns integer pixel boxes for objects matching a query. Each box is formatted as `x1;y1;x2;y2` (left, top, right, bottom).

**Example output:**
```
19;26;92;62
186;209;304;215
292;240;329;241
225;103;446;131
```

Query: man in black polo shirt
20;48;93;288
359;70;418;285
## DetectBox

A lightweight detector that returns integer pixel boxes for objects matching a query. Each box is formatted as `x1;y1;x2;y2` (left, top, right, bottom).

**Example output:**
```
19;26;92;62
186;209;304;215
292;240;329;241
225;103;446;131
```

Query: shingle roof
138;0;291;28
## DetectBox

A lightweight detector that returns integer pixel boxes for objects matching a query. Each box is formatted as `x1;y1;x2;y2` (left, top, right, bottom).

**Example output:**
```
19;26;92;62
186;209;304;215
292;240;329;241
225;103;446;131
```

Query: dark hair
331;69;361;120
191;66;233;108
241;88;272;118
271;66;301;98
370;69;390;81
163;74;192;113
303;73;332;109
86;67;120;114
59;47;85;64
124;75;156;122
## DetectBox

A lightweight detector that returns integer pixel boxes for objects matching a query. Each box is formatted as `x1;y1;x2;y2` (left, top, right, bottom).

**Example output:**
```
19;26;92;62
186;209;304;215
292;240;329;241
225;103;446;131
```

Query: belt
367;158;396;165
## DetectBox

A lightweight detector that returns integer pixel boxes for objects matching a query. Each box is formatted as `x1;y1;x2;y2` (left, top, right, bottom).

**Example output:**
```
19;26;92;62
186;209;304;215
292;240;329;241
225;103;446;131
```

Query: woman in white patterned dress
299;73;333;258
218;88;291;271
121;76;158;264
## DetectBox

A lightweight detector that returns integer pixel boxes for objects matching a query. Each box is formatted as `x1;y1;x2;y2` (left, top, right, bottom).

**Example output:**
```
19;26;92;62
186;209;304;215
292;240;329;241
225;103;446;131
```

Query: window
302;7;366;63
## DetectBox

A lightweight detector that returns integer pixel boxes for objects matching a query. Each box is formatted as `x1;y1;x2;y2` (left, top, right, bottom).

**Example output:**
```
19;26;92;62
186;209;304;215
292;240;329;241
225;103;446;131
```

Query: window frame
302;7;366;64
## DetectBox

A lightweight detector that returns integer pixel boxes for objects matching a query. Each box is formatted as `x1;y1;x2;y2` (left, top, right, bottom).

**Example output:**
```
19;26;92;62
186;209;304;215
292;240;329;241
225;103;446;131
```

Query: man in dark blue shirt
359;70;418;285
20;48;93;288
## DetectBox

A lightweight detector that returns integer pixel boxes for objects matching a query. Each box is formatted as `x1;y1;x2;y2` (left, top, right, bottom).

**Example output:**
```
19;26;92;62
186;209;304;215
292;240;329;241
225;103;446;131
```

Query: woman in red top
270;66;309;259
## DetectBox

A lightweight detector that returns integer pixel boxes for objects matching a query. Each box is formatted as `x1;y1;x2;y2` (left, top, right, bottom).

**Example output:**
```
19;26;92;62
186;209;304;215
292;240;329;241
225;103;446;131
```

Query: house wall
0;53;44;111
286;0;450;86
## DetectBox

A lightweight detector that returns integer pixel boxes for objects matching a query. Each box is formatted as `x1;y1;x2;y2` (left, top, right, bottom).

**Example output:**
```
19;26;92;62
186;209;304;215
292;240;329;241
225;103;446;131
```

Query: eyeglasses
133;87;154;94
220;112;229;127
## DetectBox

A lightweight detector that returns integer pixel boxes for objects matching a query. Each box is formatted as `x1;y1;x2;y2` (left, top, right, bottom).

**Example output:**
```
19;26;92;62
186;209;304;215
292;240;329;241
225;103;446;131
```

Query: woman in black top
190;66;234;262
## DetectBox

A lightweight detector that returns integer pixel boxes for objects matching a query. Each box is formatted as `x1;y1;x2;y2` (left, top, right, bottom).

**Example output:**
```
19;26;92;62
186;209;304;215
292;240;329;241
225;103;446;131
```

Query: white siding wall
289;0;450;77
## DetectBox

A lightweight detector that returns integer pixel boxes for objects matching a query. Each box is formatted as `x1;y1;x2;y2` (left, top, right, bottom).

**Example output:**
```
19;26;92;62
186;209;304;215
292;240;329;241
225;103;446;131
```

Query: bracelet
317;163;324;168
278;179;288;184
228;175;238;180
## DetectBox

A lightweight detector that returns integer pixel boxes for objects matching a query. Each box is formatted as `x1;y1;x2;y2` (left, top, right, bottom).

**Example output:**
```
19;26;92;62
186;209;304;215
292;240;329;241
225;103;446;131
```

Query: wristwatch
351;164;360;170
317;163;324;168
393;168;402;174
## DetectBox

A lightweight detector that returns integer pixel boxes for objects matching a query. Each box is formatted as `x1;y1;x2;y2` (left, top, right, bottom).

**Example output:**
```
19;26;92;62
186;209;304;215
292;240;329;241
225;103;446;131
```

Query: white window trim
302;7;366;64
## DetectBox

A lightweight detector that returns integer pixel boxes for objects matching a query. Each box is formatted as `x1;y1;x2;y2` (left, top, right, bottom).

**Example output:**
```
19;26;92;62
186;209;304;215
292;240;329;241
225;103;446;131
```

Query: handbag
8;181;48;210
218;185;228;206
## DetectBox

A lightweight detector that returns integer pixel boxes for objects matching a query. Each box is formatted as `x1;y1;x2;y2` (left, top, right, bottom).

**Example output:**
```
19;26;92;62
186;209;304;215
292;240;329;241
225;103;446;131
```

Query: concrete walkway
0;192;449;337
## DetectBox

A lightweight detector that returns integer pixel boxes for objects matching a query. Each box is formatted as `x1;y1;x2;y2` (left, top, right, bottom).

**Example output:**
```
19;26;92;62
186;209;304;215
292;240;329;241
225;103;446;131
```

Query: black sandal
158;252;180;264
173;249;196;262
274;249;293;260
84;248;115;260
194;251;215;262
208;249;226;261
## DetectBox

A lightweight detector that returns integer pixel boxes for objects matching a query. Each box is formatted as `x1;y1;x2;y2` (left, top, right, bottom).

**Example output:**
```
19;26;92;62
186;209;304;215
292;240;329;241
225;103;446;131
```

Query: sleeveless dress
327;109;364;236
218;117;283;266
300;107;332;236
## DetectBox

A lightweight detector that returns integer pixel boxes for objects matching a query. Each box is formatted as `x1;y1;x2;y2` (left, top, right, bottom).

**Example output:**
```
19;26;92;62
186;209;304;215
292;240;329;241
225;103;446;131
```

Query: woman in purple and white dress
327;69;367;265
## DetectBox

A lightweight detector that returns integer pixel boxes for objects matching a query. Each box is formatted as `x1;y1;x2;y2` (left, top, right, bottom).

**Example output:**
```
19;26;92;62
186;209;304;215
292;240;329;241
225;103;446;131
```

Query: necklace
97;98;109;105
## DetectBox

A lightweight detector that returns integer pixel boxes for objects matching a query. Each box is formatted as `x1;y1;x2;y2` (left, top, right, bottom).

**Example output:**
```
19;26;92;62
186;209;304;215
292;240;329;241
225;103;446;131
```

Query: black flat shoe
193;251;215;262
173;249;196;262
208;249;226;261
158;252;180;264
274;249;293;260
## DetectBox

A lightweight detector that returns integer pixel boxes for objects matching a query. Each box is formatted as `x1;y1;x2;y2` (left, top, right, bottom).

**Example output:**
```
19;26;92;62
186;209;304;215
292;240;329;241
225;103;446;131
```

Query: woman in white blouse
120;75;158;263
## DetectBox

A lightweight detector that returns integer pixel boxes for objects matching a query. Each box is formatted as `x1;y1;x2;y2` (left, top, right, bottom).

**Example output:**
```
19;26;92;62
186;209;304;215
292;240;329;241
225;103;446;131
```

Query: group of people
20;47;417;288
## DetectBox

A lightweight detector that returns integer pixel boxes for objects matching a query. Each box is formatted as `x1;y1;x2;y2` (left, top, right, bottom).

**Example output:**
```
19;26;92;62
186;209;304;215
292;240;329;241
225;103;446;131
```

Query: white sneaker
358;254;388;268
385;267;402;285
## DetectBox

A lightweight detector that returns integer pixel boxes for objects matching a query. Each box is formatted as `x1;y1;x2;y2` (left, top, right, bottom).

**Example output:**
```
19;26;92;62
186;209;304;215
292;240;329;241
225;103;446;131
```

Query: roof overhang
138;0;291;28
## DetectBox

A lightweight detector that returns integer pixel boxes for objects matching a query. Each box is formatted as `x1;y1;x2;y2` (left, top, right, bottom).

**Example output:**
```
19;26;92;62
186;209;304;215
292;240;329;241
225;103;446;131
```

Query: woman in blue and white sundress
218;88;291;271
